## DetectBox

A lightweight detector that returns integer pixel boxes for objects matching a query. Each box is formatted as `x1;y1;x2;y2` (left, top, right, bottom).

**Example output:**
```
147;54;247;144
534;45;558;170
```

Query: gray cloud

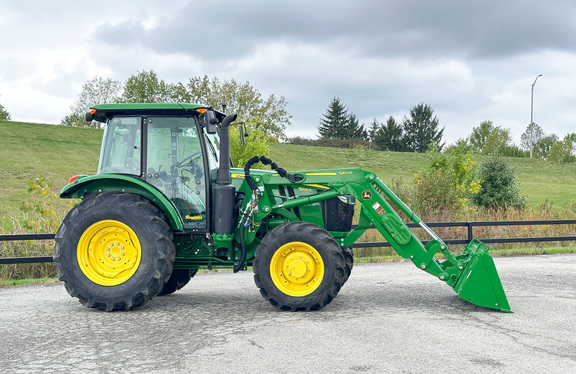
93;0;576;61
1;0;575;144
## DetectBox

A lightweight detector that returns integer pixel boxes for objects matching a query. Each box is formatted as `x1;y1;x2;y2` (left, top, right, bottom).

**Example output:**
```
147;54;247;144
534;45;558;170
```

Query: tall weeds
1;176;73;284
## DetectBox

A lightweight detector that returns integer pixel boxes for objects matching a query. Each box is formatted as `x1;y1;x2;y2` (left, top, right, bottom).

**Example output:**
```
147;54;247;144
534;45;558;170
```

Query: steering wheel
178;152;202;168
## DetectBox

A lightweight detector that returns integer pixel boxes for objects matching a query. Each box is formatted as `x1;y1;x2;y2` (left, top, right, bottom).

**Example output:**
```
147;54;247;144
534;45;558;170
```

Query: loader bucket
452;240;512;313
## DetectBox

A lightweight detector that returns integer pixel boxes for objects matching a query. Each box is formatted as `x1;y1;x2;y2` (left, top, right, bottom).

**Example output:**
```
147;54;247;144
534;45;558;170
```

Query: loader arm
254;168;511;312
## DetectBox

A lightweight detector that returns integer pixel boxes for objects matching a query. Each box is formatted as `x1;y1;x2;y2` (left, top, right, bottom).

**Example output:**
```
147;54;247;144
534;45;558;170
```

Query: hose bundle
243;156;298;190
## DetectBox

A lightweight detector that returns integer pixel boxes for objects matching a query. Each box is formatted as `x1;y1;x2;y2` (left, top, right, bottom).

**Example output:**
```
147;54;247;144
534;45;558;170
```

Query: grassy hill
2;120;576;226
270;143;576;209
1;121;102;223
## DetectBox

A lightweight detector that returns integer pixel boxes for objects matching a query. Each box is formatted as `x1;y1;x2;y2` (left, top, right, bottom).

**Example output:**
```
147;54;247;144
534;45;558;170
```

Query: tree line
316;97;444;153
2;77;575;164
60;71;291;141
288;97;576;164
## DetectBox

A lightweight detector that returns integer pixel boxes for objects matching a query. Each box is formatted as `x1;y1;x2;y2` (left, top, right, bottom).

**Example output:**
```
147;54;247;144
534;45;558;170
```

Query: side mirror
239;123;248;145
230;121;247;145
202;109;218;134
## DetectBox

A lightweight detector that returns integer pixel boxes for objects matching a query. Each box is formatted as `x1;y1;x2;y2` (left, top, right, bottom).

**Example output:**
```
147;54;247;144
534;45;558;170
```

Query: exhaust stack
213;113;238;235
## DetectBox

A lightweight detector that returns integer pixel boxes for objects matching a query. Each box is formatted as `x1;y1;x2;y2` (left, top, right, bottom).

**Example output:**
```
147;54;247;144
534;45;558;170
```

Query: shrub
474;157;526;209
413;150;480;220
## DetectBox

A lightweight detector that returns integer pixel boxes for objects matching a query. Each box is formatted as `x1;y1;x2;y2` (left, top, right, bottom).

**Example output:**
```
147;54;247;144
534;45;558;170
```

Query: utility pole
529;74;542;158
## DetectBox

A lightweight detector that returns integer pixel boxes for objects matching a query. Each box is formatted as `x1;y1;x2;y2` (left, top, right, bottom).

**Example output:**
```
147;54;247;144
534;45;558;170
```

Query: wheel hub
77;220;141;286
270;241;324;297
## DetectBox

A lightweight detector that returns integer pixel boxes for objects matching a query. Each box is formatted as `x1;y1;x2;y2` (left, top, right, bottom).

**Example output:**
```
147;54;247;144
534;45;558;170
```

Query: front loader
53;103;511;313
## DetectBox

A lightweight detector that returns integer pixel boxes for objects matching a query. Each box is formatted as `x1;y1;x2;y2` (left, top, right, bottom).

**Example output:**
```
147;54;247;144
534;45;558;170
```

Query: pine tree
402;103;444;152
318;97;349;139
374;116;405;151
368;118;380;142
345;113;367;140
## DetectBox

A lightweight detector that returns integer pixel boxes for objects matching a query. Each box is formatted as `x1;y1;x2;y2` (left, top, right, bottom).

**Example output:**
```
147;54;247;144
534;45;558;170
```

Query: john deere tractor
53;103;511;312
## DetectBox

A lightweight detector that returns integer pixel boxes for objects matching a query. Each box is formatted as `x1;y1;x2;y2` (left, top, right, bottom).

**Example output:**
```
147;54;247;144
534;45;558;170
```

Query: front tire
53;193;175;311
253;222;345;311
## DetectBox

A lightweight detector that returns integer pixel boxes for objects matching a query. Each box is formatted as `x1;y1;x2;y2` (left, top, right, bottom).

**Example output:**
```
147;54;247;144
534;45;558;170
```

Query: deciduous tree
0;96;10;121
547;133;576;163
520;122;545;158
120;70;175;103
61;76;122;127
173;75;291;140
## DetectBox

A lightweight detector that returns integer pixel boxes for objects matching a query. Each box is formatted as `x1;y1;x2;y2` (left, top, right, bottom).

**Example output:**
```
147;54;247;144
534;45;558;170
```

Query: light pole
530;74;542;158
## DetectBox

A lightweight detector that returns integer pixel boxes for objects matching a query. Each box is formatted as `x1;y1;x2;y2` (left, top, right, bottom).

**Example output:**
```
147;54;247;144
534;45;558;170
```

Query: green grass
0;277;59;288
269;143;576;209
2;120;576;224
0;121;102;222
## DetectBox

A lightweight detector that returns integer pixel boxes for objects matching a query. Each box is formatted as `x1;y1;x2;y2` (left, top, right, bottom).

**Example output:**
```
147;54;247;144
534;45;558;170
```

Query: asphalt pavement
1;254;575;374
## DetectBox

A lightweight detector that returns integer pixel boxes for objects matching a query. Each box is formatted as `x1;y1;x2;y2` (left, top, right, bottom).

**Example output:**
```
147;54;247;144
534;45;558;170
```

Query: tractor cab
68;103;226;231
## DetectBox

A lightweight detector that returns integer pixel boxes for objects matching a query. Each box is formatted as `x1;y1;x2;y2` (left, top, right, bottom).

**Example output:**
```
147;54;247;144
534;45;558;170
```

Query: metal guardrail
2;219;576;265
0;234;56;264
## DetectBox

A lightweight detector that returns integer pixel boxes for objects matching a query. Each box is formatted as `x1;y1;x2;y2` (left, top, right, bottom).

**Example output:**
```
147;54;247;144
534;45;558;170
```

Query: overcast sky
1;0;575;144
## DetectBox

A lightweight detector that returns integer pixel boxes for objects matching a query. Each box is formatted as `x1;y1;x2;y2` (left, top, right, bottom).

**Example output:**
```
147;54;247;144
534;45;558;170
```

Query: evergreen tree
345;113;367;140
474;157;526;209
402;103;444;152
373;116;405;151
368;118;380;142
318;97;349;139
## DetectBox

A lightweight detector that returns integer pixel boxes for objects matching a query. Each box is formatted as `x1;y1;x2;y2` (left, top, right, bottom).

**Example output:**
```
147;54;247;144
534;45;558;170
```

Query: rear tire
253;222;345;311
157;269;198;296
53;193;175;311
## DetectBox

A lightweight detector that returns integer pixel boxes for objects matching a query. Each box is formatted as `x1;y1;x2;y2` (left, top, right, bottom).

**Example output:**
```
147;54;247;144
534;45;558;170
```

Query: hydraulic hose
233;226;247;273
243;156;300;190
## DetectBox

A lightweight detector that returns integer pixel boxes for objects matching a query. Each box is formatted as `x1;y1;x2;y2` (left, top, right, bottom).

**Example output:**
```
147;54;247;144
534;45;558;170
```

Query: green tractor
53;103;511;312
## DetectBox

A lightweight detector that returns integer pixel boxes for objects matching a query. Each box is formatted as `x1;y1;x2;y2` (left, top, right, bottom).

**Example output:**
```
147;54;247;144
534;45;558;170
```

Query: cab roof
89;103;226;122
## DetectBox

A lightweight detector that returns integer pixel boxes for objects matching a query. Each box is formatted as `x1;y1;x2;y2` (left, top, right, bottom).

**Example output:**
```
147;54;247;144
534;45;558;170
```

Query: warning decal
372;202;385;216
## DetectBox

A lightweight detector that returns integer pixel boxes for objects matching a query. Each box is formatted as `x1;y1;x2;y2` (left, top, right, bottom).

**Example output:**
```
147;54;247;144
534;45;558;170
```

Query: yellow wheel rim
270;241;324;297
77;220;141;286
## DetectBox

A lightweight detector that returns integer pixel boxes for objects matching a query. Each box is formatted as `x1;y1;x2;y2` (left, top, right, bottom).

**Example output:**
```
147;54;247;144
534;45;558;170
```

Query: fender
60;174;184;231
